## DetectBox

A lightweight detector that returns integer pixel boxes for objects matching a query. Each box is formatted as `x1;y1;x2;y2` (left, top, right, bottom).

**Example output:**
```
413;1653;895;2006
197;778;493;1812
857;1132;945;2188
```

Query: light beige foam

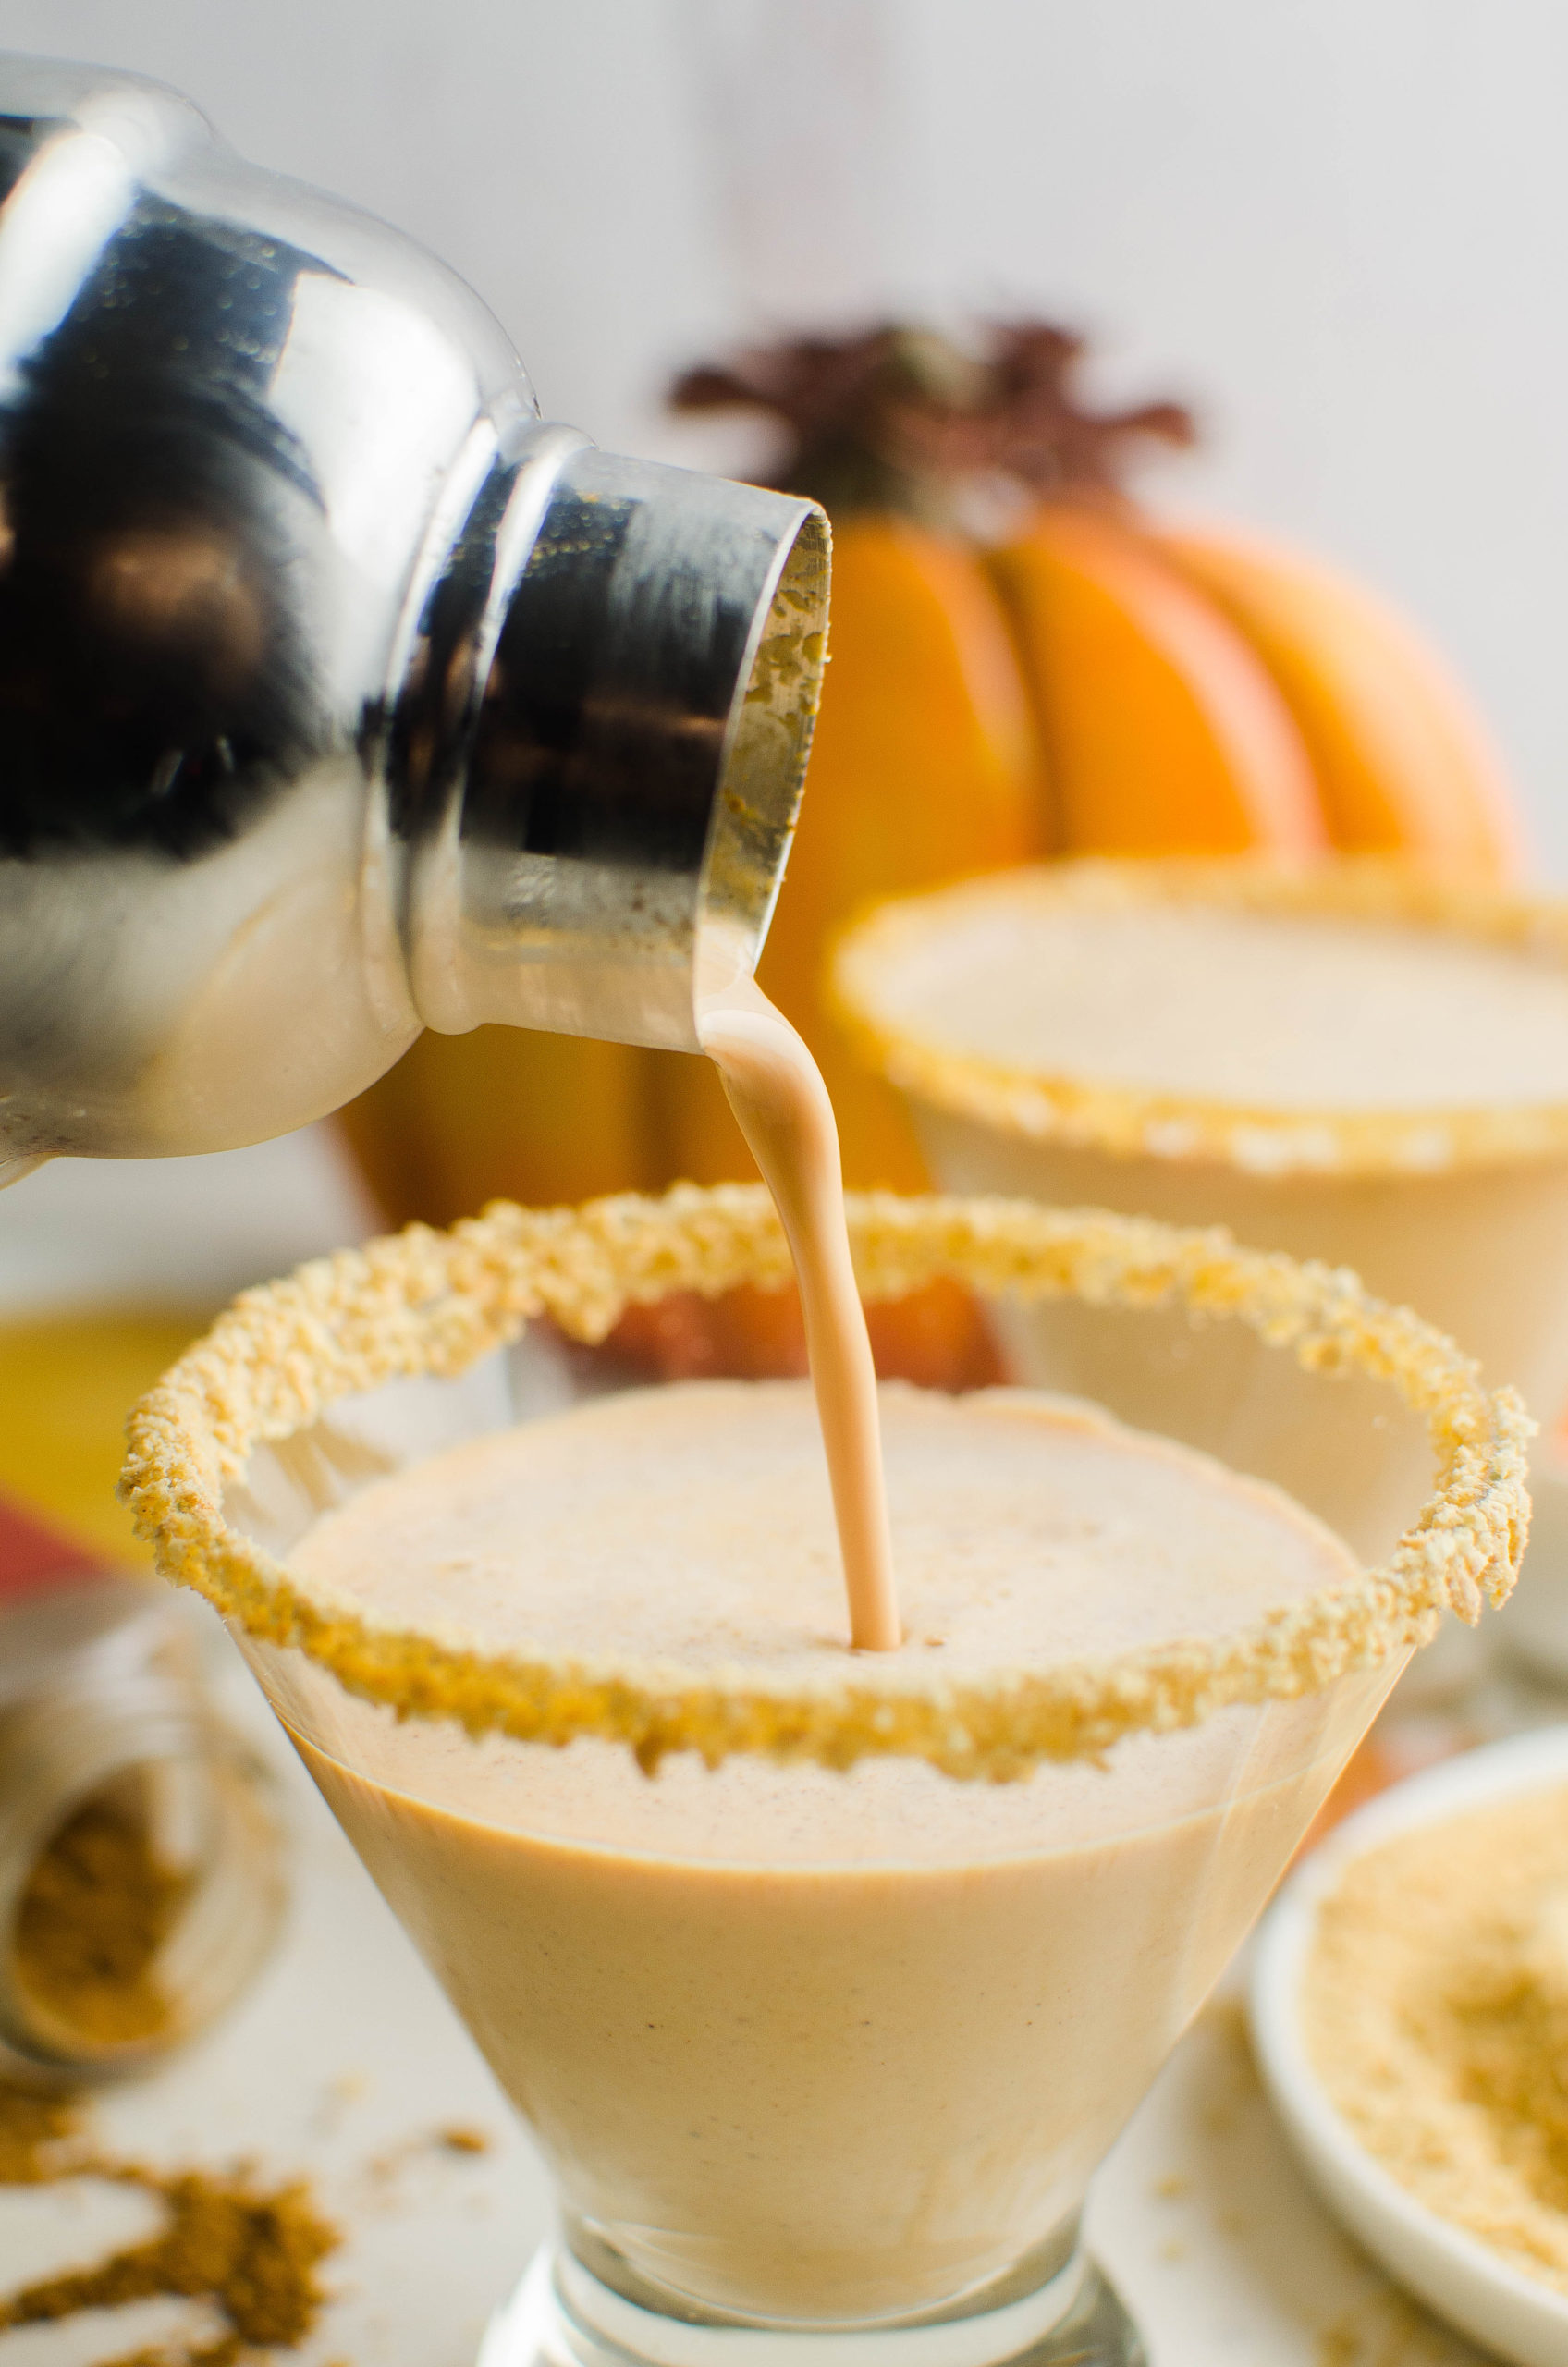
834;861;1568;1177
867;902;1568;1110
289;1379;1357;1683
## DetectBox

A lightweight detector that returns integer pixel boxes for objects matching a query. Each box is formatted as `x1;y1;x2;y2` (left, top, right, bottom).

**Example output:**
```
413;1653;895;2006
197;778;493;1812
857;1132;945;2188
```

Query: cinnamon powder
0;2074;80;2183
0;2074;338;2362
13;1788;188;2047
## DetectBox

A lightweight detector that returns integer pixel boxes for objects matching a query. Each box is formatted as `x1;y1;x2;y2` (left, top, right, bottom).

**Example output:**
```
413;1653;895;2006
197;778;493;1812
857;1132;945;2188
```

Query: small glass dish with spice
0;1563;287;2084
1252;1725;1568;2367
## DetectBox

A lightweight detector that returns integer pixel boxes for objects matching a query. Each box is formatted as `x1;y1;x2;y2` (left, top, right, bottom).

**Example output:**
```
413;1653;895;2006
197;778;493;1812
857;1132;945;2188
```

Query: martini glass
835;858;1568;1675
124;1186;1527;2367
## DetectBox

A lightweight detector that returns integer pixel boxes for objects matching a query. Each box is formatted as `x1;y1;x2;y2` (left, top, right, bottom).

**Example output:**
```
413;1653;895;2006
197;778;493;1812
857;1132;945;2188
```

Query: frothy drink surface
288;1381;1364;2319
874;901;1568;1110
841;882;1568;1434
290;1380;1348;1682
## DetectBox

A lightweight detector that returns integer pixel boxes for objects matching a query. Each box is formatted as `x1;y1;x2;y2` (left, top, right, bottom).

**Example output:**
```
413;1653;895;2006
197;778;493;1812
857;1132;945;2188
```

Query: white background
0;1;1565;873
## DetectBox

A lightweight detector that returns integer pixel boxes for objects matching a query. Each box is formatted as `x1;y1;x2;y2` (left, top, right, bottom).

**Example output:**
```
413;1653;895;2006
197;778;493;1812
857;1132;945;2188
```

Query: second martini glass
836;858;1568;1667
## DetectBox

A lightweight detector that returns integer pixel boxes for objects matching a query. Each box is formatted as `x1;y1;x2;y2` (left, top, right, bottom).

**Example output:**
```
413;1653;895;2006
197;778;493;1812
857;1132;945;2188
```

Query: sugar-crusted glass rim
122;1187;1530;1778
831;859;1568;1179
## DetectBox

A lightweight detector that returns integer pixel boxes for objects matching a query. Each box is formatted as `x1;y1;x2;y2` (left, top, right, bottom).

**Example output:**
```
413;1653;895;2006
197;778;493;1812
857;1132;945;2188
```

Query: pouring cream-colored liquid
288;1379;1367;2321
699;976;897;1650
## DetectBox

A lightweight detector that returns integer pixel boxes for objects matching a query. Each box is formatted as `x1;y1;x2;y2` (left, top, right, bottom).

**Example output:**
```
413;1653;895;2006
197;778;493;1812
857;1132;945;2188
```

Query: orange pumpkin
974;325;1518;873
987;505;1324;857
1156;521;1522;874
336;319;1526;1383
337;1029;665;1225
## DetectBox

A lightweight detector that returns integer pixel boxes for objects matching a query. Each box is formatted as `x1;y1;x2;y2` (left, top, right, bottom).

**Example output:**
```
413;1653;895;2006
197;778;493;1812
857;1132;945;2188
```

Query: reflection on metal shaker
0;57;828;1176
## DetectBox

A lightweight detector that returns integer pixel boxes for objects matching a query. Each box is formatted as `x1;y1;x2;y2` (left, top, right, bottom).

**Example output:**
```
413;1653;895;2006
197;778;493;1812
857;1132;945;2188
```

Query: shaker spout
400;440;830;1055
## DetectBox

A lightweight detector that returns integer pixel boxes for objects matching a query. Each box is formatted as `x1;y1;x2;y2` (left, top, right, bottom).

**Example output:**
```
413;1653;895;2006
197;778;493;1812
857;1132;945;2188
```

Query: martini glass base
478;2244;1146;2367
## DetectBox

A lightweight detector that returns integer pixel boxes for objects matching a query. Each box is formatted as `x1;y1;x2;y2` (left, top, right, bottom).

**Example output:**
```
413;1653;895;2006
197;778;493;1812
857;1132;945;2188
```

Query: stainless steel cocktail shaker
0;57;828;1179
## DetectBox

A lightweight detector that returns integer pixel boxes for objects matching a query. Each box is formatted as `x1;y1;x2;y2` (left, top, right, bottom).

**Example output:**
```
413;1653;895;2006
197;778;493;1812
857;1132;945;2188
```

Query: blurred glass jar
0;1574;285;2084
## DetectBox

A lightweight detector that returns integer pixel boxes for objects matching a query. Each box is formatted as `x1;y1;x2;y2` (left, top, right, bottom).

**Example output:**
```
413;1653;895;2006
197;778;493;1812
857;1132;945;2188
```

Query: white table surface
0;1131;1517;2365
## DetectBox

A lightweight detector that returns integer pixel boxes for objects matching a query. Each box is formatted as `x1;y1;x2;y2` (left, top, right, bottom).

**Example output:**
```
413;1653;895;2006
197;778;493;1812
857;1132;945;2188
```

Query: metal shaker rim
401;430;831;1053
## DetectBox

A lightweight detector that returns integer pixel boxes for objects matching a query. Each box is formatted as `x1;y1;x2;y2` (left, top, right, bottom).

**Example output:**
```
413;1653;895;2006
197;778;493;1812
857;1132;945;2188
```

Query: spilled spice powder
0;2074;338;2362
0;2073;83;2182
1315;2285;1483;2364
94;2348;239;2367
80;2349;239;2367
13;1786;189;2048
0;2167;337;2345
1305;1782;1568;2293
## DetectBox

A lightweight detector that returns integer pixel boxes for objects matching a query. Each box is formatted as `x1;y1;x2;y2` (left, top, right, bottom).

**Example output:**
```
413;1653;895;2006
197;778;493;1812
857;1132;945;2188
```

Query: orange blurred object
1161;524;1523;878
607;1273;1003;1393
988;505;1323;857
0;1308;208;1564
337;1029;665;1232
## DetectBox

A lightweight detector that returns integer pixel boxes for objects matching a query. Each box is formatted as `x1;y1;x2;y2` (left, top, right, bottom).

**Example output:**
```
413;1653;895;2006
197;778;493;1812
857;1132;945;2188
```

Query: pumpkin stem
670;325;986;530
668;321;1196;526
973;325;1196;503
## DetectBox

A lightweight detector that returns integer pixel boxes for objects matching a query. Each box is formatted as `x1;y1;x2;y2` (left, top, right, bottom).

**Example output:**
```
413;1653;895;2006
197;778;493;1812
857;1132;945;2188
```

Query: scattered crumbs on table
309;2068;373;2142
0;2075;85;2183
1316;2285;1491;2365
0;2075;338;2363
361;2123;499;2192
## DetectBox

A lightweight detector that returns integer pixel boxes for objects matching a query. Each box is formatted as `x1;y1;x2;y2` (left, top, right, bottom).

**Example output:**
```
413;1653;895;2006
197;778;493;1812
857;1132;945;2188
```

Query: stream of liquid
697;975;900;1651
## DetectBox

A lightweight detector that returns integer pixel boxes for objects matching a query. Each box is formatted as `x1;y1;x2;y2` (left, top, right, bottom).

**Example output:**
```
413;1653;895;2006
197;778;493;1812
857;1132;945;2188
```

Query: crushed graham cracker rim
121;1186;1532;1779
831;859;1568;1180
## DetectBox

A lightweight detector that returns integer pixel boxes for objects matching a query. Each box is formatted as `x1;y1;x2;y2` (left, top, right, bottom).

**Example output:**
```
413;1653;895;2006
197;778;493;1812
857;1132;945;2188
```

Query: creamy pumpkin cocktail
288;1376;1363;2323
837;863;1568;1684
126;1190;1526;2367
836;862;1568;1460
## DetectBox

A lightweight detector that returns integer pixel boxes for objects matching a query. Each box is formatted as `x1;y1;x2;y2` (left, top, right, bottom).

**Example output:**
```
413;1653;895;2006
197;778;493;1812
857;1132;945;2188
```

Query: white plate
1250;1725;1568;2367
